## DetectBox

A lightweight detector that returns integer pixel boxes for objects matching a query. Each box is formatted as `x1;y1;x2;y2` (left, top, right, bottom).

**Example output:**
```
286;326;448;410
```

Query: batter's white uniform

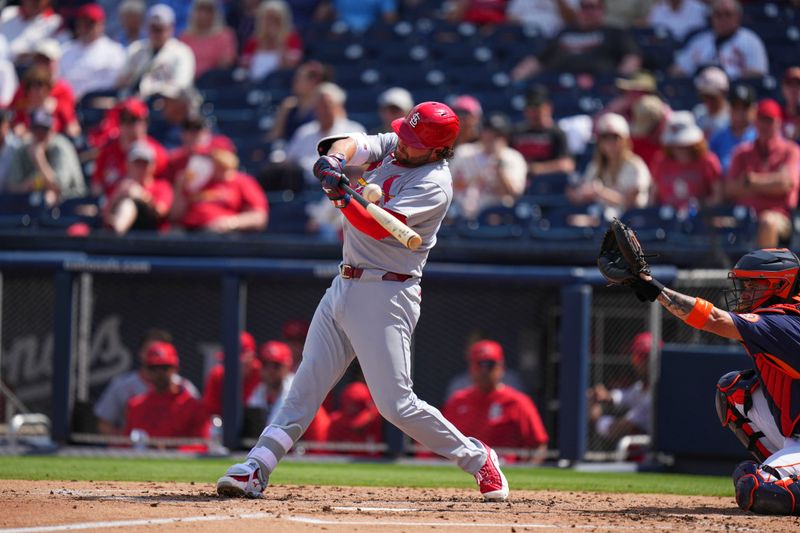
245;132;488;476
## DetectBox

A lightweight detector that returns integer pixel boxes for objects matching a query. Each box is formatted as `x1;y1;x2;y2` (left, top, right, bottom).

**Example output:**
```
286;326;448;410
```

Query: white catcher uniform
218;102;509;501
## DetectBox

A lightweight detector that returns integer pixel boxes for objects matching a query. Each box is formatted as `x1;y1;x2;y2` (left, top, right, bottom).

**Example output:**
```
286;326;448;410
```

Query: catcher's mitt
597;219;664;301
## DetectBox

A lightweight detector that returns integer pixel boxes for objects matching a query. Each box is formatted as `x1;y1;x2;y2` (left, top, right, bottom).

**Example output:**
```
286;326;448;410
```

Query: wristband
685;297;713;329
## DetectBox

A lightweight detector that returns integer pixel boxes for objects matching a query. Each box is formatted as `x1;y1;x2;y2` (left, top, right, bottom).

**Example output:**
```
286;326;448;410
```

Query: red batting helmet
392;101;460;150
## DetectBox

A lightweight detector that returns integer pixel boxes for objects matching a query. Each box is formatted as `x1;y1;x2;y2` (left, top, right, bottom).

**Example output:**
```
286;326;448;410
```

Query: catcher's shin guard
734;460;800;515
716;370;775;462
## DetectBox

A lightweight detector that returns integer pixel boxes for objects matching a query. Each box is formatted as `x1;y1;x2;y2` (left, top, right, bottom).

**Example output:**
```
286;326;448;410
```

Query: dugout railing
0;250;685;462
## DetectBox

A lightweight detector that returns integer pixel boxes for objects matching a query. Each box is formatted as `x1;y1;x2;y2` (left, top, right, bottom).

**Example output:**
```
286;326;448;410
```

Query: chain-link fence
0;260;735;461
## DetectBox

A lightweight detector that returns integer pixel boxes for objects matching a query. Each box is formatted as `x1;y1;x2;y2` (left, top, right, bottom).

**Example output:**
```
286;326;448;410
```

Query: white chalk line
0;513;272;533
331;506;420;512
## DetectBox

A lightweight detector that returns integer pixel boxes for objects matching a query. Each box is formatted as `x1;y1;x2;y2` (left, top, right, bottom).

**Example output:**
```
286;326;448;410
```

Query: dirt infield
1;480;799;532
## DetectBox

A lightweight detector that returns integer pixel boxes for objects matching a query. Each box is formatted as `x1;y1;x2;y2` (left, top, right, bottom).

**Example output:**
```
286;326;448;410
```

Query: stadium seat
620;206;681;242
196;68;238;89
523;172;577;207
679;205;758;251
40;197;103;229
529;203;606;241
457;204;532;240
0;194;46;228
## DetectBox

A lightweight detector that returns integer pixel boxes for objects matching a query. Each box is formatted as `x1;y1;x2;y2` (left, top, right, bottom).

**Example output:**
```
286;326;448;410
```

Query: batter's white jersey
342;132;453;278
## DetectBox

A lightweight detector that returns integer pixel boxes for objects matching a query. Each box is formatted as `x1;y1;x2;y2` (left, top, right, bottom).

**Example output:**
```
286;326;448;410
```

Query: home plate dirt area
1;480;800;532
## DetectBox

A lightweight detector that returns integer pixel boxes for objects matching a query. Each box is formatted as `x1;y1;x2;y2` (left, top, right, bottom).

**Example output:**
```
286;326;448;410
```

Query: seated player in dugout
588;332;659;450
599;231;800;516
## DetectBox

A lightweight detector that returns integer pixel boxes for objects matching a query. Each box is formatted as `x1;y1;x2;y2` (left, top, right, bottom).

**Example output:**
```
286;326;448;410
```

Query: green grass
0;456;733;497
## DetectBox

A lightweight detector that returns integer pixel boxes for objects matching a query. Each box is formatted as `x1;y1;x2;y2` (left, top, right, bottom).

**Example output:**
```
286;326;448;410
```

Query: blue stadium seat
196;68;237;89
264;193;311;235
0;194;46;228
529;203;606;241
457;204;532;240
679;205;758;251
620;206;681;242
40;197;102;229
523;172;576;207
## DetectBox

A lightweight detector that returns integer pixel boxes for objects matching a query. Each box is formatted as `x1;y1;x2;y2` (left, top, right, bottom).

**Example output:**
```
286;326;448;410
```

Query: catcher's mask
724;248;800;312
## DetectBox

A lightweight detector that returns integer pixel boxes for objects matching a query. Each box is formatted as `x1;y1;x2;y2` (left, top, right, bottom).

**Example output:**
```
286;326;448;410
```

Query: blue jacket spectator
709;84;757;174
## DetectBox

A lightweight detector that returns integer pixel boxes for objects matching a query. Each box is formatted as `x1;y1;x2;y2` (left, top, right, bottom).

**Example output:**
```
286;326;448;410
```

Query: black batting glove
313;154;350;208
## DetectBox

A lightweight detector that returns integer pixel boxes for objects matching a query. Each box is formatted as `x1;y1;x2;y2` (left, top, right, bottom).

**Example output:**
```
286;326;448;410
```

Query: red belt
340;264;412;282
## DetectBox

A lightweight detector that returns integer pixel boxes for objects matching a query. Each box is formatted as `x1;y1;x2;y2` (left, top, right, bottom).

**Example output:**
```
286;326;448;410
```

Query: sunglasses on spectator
598;133;621;141
712;10;736;18
473;360;498;371
146;365;173;372
264;361;287;369
120;114;141;124
784;78;800;87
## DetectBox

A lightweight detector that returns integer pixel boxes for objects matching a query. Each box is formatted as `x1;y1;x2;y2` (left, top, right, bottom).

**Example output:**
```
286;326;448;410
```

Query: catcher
598;219;800;515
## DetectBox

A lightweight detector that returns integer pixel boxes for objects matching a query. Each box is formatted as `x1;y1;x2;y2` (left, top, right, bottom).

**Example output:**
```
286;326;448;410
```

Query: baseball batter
217;102;509;501
599;223;800;515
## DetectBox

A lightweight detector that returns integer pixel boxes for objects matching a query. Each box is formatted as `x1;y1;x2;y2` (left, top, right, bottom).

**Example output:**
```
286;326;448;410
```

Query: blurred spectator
267;60;328;143
246;340;295;423
588;332;655;447
10;42;81;139
567;113;651;214
511;0;640;81
164;112;215;181
94;329;199;435
172;136;268;232
603;71;657;121
240;0;302;82
442;340;549;463
152;85;204;148
117;4;195;99
450;112;527;220
179;0;237;80
91;98;168;198
0;109;20;190
372;86;414;135
444;0;508;25
693;66;730;139
226;0;260;51
102;142;173;234
506;0;577;38
202;332;262;417
125;341;209;440
316;0;397;33
511;85;575;178
725;99;800;248
0;36;18;107
284;82;365;186
115;0;146;46
59;4;126;100
781;66;800;143
709;84;756;173
651;111;722;212
670;0;767;80
444;338;525;400
647;0;708;41
0;0;61;62
5;108;85;204
282;319;310;371
630;94;669;172
328;381;382;454
450;95;483;146
602;0;652;29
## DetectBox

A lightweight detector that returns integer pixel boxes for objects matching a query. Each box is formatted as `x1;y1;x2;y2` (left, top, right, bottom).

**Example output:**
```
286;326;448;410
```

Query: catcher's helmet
724;248;800;312
392;101;460;150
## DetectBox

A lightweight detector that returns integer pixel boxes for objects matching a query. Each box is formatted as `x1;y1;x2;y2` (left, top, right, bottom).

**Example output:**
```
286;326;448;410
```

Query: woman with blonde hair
180;0;237;79
651;111;722;213
240;0;303;81
567;113;651;215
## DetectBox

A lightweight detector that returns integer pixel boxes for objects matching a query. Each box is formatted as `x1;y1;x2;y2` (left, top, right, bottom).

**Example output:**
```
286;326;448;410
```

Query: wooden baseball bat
340;182;422;251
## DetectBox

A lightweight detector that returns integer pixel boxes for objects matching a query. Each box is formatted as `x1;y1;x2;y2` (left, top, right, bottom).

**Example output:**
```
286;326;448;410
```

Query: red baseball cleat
473;440;509;501
216;460;267;498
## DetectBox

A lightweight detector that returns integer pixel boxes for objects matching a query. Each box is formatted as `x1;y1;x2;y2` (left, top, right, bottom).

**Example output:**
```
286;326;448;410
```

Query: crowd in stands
0;0;797;249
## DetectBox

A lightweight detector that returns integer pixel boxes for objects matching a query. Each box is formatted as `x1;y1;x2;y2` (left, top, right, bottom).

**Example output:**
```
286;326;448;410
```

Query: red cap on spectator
630;332;652;365
66;222;91;237
450;95;483;117
118;97;148;120
757;99;783;120
144;341;179;367
197;135;236;156
77;4;105;22
282;319;309;341
240;331;256;354
259;341;292;367
340;382;372;408
468;340;504;363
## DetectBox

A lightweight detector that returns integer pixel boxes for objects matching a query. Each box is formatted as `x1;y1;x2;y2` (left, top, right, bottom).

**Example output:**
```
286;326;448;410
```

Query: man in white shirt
284;82;365;186
0;0;61;62
648;0;708;42
116;3;195;99
60;4;126;100
670;0;767;80
449;113;527;220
